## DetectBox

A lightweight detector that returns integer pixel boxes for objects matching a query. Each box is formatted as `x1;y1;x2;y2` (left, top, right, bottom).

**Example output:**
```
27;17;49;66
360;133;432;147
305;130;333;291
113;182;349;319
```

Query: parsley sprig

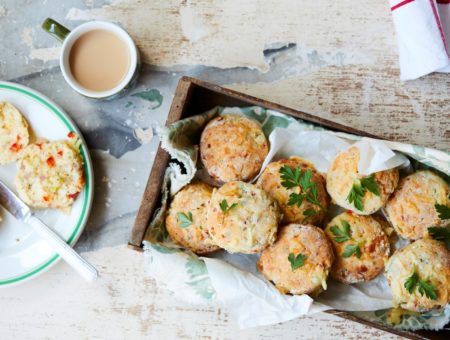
330;219;361;258
219;199;237;222
435;203;450;220
346;175;380;211
288;252;307;271
279;165;322;219
428;226;450;249
404;271;438;300
342;244;361;258
177;212;193;228
330;220;352;243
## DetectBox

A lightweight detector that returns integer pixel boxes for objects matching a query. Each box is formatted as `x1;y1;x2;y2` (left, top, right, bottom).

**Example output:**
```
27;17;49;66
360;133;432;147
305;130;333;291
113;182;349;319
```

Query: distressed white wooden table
1;0;448;339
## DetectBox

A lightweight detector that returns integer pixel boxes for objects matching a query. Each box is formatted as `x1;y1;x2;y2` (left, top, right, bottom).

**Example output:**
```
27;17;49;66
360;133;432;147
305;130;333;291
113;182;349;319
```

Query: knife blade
0;179;31;221
0;179;98;282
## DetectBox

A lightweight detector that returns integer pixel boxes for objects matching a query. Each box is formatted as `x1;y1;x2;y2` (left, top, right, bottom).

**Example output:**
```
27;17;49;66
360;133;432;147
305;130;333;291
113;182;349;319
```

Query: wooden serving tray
128;76;449;339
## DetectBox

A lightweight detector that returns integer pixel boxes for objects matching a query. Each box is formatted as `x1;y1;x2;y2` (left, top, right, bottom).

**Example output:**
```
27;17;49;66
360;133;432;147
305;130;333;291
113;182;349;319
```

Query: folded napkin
390;0;450;80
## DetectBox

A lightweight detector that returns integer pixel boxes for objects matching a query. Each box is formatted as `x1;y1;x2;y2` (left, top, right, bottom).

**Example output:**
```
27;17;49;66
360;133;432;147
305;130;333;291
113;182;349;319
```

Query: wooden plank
129;80;194;247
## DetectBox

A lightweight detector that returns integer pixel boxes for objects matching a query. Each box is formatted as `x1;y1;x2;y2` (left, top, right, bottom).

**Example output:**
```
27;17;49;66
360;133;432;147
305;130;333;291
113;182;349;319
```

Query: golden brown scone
200;114;269;182
15;141;85;209
385;170;450;240
0;101;30;164
256;156;328;225
206;181;280;254
257;224;334;296
324;211;390;284
165;182;220;254
385;239;450;312
327;146;399;214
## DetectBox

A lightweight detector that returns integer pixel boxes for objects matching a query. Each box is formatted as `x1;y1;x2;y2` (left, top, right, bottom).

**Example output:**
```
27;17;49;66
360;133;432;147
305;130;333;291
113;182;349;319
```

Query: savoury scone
327;146;399;215
385;239;450;312
165;182;220;254
257;224;334;296
257;156;328;225
324;211;390;284
200;114;269;182
0;101;30;164
206;181;280;253
15;141;85;209
385;170;450;240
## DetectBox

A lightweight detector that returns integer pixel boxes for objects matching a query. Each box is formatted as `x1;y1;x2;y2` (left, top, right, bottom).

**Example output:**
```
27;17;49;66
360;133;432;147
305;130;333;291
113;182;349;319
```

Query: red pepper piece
68;192;79;200
9;143;22;152
46;156;55;167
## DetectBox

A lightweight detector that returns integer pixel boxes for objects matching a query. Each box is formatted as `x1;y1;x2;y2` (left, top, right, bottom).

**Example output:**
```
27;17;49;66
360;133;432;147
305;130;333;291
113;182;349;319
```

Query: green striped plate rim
0;82;93;286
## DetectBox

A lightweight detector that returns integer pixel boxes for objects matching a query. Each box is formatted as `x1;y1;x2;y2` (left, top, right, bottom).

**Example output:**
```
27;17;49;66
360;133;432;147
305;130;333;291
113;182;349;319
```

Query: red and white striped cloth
390;0;450;80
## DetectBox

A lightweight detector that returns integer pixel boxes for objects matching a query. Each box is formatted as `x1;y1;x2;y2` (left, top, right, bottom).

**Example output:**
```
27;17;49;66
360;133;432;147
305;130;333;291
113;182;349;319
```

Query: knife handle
27;215;98;282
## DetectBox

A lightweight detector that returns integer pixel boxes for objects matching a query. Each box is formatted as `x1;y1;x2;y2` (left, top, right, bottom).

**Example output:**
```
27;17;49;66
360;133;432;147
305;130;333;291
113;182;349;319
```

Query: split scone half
15;140;85;209
0;101;30;164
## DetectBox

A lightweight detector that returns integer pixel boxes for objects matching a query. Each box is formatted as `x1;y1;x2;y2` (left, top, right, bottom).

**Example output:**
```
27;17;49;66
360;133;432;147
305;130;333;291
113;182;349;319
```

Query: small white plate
0;81;94;287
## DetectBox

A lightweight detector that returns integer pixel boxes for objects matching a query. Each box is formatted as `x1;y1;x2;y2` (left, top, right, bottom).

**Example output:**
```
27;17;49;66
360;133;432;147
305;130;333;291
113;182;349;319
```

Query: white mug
42;18;140;100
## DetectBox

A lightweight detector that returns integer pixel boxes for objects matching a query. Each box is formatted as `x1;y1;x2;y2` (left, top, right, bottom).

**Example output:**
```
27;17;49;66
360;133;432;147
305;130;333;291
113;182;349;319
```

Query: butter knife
0;180;98;282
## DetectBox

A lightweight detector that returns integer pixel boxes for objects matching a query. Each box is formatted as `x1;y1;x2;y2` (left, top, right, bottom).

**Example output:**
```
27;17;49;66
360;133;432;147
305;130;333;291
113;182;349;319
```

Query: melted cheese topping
207;181;280;253
200;114;269;182
385;170;450;240
385;239;450;312
325;211;390;284
165;182;220;254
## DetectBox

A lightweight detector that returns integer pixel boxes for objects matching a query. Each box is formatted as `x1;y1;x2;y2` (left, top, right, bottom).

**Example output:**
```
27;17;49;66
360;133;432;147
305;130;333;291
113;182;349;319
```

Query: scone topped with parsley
15;140;85;209
165;181;220;254
0;101;30;164
385;238;450;312
258;224;334;296
385;170;450;240
257;156;328;225
324;211;390;284
326;146;399;215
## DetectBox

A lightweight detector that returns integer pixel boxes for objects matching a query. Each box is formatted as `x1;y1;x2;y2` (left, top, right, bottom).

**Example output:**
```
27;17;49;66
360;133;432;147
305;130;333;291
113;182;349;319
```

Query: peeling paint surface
0;0;448;338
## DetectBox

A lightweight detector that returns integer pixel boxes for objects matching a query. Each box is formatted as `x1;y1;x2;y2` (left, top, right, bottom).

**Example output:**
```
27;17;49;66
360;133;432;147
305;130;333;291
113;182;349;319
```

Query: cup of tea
42;18;140;100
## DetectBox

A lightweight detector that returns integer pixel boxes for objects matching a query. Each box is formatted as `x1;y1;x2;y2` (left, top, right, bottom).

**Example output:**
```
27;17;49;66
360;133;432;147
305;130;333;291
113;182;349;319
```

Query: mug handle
41;18;71;42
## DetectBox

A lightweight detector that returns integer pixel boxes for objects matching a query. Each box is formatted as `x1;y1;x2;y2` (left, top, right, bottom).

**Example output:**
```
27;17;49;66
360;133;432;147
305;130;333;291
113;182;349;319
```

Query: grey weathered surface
1;0;448;338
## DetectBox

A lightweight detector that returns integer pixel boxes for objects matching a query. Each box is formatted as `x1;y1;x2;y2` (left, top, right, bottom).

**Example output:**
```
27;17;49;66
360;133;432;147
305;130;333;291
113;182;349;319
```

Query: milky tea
69;29;130;92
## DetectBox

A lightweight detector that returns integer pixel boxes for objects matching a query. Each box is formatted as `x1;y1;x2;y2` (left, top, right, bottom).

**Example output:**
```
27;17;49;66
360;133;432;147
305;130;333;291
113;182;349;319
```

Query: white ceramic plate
0;81;93;287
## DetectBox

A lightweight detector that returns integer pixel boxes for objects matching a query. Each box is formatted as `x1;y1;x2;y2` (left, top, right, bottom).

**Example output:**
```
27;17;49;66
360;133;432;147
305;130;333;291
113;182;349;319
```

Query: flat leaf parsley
330;219;352;243
279;165;323;219
342;243;361;258
428;226;450;249
288;252;307;271
177;212;193;228
435;203;450;220
330;219;361;258
346;175;380;211
404;271;438;300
